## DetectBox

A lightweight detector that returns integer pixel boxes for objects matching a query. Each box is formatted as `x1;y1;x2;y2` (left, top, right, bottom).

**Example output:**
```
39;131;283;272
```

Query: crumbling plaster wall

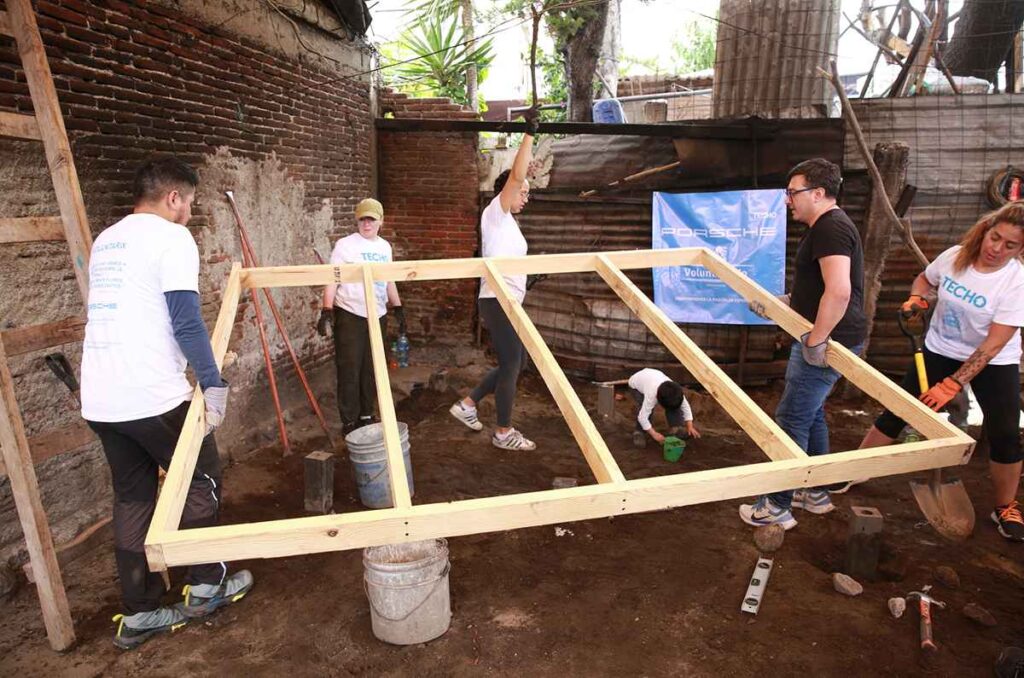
0;0;372;569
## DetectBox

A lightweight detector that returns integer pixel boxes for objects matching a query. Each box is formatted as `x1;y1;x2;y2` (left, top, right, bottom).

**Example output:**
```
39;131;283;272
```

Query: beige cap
355;198;383;221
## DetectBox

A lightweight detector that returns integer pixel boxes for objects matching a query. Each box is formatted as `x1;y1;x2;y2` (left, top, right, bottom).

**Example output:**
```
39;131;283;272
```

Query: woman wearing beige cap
317;198;406;435
450;109;541;451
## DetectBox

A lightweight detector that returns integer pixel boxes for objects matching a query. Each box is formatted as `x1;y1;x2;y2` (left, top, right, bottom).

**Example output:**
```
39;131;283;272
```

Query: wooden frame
144;248;974;571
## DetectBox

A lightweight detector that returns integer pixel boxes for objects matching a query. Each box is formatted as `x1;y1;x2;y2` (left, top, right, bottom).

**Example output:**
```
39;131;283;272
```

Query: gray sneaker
449;401;483;431
492;428;536;451
181;569;254;618
112;605;188;650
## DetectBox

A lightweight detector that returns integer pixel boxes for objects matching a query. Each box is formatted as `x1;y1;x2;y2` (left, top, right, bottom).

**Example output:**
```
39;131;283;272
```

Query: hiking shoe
995;646;1024;678
492;428;536;451
791;488;835;514
739;496;797;530
181;569;254;618
449;401;483;431
831;478;868;494
991;501;1024;542
112;605;188;650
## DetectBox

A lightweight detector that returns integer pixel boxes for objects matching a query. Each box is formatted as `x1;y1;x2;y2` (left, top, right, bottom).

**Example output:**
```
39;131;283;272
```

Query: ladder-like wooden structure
0;0;94;651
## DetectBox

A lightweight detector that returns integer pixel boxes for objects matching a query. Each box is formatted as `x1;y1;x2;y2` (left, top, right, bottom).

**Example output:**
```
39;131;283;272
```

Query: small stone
887;597;906;619
832;572;863;596
963;602;997;627
552;477;578;489
754;524;786;554
935;565;960;588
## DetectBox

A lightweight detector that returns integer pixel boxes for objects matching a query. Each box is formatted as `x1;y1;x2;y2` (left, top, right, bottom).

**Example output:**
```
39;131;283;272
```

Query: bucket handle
359;466;389;486
363;562;451;623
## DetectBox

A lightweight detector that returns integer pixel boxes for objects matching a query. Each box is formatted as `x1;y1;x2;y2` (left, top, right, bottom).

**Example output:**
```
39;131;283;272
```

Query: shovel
900;312;975;540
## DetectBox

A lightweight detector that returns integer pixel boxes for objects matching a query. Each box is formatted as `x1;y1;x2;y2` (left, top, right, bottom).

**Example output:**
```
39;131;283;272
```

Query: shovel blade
910;473;975;540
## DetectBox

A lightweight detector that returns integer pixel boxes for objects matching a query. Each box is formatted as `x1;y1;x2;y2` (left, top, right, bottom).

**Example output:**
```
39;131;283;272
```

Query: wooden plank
594;254;806;462
698;250;969;444
376;117;777;139
24;516;112;584
0;316;85;357
484;260;625;484
0;420;96;477
150;436;972;567
0;10;11;37
0;110;41;140
241;248;703;290
0;335;75;650
7;0;92;302
144;264;241;571
0;216;65;243
361;265;411;509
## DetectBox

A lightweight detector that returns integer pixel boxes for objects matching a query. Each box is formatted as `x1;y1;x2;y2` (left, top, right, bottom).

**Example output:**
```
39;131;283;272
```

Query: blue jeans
767;340;864;509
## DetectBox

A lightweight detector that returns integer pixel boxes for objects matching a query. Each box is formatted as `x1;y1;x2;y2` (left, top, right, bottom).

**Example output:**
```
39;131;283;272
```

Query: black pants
875;347;1022;463
86;400;224;615
470;298;526;428
333;307;386;428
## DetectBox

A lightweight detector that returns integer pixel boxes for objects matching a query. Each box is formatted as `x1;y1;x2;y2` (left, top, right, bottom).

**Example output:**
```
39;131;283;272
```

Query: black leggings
874;347;1022;464
470;298;526;428
87;400;225;614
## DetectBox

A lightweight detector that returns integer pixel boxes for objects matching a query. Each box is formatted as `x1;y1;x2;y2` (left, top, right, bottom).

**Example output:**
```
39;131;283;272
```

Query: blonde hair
953;202;1024;273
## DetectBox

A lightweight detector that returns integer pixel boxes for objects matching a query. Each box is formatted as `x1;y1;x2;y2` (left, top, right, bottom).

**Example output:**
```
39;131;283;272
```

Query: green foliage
672;15;716;73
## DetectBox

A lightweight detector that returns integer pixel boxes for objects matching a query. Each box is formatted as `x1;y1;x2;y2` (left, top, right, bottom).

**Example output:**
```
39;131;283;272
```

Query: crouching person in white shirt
627;368;700;446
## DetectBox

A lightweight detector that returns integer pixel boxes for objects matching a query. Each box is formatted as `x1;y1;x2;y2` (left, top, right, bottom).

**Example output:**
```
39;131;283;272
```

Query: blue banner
652;189;787;325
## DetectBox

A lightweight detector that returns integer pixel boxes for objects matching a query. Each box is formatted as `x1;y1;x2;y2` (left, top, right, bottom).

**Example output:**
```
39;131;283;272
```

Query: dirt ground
1;358;1022;677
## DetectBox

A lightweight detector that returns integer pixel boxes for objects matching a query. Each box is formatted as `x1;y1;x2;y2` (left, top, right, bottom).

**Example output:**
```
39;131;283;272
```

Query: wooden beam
698;250;970;445
0;335;75;650
145;264;241;571
150;436;971;567
242;248;704;290
594;254;806;462
7;0;93;303
0;10;12;37
376;117;777;139
483;260;625;484
0;110;41;140
361;265;411;509
0;316;85;357
0;420;96;477
24;516;112;584
0;216;65;244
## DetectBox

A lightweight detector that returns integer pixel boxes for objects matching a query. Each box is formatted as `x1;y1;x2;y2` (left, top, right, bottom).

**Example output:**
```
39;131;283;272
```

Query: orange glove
919;377;962;411
900;294;929;319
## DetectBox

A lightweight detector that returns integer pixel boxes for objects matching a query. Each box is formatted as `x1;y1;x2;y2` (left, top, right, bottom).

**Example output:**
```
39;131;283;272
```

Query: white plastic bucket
363;539;451;645
346;422;414;509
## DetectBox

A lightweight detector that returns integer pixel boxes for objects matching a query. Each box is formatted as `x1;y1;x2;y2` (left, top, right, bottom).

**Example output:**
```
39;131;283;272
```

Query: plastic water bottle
396;334;410;368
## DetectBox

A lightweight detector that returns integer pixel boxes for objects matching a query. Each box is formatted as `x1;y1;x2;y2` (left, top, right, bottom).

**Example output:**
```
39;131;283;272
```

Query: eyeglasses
785;186;819;199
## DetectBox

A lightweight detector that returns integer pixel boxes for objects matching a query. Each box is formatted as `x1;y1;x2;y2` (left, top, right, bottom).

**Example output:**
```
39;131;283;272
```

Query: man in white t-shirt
81;158;253;650
317;198;405;435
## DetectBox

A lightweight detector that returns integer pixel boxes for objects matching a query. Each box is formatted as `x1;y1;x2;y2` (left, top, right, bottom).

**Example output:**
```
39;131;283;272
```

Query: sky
364;0;965;100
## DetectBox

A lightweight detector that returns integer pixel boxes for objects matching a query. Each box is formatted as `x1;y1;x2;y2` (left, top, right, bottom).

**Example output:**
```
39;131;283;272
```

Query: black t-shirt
789;208;866;347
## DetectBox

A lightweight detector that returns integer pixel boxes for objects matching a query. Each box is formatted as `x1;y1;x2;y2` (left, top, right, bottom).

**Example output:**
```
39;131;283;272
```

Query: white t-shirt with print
478;194;528;303
330;232;391;318
81;213;200;422
924;245;1024;365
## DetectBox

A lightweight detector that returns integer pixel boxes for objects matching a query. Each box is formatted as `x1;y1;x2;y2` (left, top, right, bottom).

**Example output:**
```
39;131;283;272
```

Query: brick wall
377;90;480;339
0;0;371;565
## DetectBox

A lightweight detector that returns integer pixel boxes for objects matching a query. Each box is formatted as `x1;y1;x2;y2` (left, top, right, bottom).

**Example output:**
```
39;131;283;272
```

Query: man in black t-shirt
740;158;867;530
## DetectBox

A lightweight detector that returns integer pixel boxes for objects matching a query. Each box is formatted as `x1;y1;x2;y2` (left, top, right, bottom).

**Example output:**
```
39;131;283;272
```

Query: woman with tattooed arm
858;202;1024;541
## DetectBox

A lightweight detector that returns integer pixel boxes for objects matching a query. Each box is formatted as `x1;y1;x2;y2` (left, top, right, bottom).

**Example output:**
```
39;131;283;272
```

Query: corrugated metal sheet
713;0;839;119
844;94;1024;374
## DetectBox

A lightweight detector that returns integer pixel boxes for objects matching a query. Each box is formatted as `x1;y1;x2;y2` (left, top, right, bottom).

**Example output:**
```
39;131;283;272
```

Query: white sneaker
791;488;835;514
492;428;536;451
738;496;797;530
449;401;483;431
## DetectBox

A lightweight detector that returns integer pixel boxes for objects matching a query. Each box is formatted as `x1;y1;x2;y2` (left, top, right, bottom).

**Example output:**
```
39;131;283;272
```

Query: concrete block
845;505;883;580
597;383;615;418
304;450;335;514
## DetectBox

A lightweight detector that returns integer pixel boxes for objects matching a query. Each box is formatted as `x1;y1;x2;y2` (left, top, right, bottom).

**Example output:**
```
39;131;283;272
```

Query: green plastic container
663;436;686;463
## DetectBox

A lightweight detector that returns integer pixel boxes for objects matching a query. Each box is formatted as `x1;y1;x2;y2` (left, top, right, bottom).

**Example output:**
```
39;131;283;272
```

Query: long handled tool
226;192;335;449
900;311;975;540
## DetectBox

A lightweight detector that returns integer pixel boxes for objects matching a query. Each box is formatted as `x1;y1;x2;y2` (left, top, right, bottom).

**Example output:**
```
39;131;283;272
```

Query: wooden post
304;451;335;514
858;142;910;362
0;336;75;650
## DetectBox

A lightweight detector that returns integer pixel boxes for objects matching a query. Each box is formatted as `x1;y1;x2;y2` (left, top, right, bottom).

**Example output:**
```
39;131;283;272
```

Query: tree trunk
460;0;477;110
596;0;620;99
563;1;610;122
944;0;1024;84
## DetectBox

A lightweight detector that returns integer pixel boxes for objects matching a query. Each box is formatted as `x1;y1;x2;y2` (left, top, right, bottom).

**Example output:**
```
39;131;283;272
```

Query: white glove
800;332;829;368
204;384;229;435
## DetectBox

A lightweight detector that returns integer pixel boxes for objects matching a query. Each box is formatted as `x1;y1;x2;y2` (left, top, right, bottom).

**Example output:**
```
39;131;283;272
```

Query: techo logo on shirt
941;275;987;308
360;252;390;263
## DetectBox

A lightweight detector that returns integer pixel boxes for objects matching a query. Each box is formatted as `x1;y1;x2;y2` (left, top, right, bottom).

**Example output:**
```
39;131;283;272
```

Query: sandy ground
0;359;1021;677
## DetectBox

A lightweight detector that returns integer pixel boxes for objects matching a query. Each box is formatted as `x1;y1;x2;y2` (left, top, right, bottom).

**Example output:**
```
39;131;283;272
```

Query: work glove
800;332;829;368
522;106;541;136
393;305;407;336
749;293;790;319
920;376;962;411
203;383;229;436
900;294;929;321
316;308;333;337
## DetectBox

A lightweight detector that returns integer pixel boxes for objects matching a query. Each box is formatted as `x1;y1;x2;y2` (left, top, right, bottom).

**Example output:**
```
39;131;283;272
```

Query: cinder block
304;451;335;514
845;505;883;580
